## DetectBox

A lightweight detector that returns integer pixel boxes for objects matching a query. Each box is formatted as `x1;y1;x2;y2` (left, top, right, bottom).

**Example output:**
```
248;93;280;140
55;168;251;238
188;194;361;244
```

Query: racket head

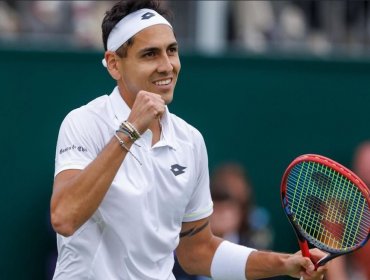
281;154;370;264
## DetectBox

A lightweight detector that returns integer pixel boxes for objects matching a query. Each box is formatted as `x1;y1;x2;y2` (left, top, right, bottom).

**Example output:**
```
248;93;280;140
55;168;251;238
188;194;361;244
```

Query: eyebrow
138;42;178;56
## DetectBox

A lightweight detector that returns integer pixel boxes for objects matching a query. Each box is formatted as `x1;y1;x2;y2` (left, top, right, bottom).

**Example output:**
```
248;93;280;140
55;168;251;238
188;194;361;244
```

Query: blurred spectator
326;141;370;280
326;257;349;280
209;186;243;244
0;1;20;38
277;2;308;48
209;162;273;249
71;1;115;49
290;1;332;54
173;162;274;280
230;1;275;52
348;141;370;280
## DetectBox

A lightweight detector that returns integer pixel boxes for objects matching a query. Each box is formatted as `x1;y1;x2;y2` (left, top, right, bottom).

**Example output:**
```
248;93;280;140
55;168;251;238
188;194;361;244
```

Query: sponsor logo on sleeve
59;144;87;154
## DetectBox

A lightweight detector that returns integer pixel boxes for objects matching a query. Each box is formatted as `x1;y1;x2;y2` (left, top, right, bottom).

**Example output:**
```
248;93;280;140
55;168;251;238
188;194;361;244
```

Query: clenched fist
127;90;165;134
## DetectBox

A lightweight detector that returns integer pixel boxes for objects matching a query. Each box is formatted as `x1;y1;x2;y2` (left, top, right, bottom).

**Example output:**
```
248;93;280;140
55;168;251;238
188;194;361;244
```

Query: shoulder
62;95;110;125
170;113;206;153
67;95;109;118
59;94;115;139
169;112;205;144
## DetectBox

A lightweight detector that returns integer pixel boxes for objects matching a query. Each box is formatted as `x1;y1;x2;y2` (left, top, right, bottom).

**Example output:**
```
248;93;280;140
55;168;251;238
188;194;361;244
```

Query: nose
157;54;173;73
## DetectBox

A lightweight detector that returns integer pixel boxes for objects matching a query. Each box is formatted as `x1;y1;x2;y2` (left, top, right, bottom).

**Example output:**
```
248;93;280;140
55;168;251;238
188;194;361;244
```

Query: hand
286;249;327;280
300;248;328;280
127;90;165;134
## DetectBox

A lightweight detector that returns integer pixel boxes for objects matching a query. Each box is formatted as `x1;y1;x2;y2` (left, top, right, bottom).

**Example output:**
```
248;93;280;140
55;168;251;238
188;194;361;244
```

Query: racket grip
298;240;310;258
299;240;319;270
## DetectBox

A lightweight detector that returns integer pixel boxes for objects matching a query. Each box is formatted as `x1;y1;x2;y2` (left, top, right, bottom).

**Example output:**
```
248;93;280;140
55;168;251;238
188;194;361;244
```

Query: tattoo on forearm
179;220;209;238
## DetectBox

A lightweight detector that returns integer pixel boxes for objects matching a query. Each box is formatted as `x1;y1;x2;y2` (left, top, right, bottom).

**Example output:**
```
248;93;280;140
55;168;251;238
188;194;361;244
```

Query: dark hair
211;186;237;203
101;0;171;56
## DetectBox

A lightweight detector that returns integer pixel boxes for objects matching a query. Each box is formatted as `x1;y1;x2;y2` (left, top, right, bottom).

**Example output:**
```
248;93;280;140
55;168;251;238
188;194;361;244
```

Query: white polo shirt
53;87;213;280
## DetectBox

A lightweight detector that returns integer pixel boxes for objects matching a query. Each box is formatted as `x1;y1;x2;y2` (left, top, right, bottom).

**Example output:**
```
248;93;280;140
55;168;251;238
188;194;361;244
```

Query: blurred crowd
1;1;370;56
0;1;114;49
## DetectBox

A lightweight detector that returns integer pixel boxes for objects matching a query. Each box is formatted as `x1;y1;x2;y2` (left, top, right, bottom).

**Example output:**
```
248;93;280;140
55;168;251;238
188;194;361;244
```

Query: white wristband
210;240;256;280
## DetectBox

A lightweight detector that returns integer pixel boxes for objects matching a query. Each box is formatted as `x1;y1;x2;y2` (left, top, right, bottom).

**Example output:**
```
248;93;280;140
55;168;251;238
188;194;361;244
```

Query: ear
105;51;122;81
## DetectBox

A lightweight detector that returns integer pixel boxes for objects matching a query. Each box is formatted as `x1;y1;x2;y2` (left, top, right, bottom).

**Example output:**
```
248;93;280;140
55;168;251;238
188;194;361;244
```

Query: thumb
301;257;315;274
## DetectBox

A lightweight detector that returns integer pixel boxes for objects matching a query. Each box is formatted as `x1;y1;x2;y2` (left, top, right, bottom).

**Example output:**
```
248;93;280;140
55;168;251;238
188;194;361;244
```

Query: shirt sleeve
183;129;213;222
54;108;101;176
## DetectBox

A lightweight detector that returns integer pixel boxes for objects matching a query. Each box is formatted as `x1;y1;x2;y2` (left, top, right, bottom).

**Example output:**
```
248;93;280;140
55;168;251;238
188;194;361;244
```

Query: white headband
102;8;172;67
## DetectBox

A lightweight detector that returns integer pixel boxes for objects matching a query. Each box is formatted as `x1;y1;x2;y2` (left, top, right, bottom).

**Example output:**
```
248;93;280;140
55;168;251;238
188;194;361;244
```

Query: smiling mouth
154;78;172;86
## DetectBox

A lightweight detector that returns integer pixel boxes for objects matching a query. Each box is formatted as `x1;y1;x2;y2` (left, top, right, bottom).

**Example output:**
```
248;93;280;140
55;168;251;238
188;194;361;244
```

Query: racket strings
286;161;370;252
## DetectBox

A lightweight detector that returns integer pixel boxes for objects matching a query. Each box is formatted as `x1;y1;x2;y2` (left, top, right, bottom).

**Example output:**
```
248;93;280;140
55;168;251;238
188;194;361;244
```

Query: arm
246;249;326;280
176;218;327;280
50;135;131;236
176;218;222;276
50;90;165;236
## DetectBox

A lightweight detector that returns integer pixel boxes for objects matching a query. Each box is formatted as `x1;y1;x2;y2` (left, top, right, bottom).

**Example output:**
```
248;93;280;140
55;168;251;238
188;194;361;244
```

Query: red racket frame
281;154;370;266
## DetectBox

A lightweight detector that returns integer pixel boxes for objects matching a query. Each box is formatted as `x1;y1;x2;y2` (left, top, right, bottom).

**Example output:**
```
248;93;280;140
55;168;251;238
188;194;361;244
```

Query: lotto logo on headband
142;12;155;20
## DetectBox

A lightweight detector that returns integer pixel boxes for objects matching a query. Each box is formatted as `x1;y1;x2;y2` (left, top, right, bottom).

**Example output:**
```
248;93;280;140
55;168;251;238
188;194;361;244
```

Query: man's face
116;24;181;107
211;200;242;237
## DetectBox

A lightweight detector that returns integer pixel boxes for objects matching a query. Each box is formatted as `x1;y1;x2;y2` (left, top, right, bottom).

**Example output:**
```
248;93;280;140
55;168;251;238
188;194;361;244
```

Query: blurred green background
1;48;370;279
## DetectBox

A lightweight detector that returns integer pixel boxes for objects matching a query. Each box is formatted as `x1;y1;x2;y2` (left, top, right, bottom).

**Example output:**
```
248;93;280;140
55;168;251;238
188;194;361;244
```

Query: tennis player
50;0;327;279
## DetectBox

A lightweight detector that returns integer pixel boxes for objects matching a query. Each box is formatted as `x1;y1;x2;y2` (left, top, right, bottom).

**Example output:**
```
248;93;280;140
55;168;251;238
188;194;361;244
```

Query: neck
117;84;135;109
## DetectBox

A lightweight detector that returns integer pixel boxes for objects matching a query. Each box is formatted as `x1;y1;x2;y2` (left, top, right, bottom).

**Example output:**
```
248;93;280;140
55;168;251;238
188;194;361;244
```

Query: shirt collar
157;106;178;150
109;86;131;123
108;87;178;150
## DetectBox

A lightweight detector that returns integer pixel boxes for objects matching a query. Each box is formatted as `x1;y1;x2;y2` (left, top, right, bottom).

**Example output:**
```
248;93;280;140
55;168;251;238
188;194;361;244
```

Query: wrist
211;241;256;280
118;120;141;141
277;253;292;275
116;131;133;145
114;131;142;166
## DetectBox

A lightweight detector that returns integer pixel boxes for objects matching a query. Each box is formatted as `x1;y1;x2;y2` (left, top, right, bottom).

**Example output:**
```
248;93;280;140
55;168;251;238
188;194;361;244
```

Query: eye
143;51;156;58
168;46;178;54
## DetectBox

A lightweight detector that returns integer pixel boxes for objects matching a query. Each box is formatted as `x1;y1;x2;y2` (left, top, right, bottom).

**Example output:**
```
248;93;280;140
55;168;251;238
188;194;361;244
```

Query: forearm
198;240;315;280
51;133;131;236
182;236;223;276
177;223;319;280
246;249;323;280
246;251;292;279
176;220;223;277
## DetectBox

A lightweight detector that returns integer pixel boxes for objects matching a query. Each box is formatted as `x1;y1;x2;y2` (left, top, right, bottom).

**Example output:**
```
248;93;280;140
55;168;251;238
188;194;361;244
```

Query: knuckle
147;100;155;108
143;95;152;103
137;90;146;97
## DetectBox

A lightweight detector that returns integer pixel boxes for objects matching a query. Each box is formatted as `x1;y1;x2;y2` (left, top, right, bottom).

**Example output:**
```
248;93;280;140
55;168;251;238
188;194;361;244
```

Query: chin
164;95;174;105
159;90;174;105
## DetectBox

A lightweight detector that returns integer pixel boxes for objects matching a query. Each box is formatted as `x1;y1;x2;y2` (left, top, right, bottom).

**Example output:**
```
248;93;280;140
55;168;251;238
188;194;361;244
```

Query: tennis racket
281;154;370;267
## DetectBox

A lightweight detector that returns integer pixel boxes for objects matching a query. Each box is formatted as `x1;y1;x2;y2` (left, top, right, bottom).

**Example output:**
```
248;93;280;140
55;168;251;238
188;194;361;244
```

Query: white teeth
155;79;171;86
